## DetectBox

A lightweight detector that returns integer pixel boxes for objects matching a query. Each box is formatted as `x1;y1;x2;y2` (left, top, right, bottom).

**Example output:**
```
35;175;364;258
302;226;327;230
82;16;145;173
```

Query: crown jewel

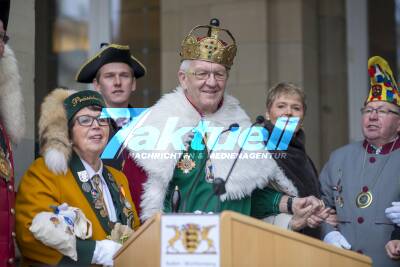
180;18;237;69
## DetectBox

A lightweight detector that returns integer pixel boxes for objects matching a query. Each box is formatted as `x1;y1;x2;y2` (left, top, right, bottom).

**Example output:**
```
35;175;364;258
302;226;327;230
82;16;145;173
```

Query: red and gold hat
366;56;400;106
180;18;237;69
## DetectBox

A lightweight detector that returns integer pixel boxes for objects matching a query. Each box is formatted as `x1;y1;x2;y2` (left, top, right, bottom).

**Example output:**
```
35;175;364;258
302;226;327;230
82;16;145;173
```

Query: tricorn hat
366;56;400;106
0;0;10;30
76;43;147;83
180;18;237;69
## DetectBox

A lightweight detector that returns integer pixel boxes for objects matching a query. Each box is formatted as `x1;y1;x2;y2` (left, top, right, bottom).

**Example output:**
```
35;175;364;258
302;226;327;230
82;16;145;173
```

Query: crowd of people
1;1;400;266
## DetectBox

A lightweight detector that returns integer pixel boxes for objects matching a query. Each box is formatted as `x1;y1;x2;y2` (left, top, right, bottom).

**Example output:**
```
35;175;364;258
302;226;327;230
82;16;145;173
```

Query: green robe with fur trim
130;87;297;221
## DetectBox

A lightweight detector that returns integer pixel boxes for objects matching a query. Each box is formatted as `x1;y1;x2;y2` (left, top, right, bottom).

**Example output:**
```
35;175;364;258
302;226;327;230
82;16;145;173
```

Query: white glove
92;240;122;266
323;231;351;249
385;202;400;225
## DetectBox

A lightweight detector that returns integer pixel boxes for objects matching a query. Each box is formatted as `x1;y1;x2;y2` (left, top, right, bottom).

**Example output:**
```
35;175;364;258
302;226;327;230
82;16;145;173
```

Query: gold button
10;208;15;215
7;184;13;192
11;231;16;238
8;258;14;264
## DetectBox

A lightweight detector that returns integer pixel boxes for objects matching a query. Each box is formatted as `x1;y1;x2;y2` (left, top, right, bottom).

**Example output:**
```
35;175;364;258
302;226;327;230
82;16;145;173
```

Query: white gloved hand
323;231;351;249
92;240;122;266
385;202;400;225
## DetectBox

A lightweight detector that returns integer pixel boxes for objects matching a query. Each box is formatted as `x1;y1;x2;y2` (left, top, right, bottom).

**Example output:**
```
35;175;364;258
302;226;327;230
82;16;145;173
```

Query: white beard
127;87;298;221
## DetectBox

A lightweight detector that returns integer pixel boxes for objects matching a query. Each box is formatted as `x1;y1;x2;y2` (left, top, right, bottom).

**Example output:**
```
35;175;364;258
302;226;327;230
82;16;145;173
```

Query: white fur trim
127;87;298;221
44;148;69;175
0;45;25;144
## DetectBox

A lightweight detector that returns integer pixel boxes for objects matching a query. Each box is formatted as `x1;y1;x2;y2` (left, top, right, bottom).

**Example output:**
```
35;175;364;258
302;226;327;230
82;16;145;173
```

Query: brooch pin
78;171;89;183
177;153;196;174
81;182;91;193
0;147;12;181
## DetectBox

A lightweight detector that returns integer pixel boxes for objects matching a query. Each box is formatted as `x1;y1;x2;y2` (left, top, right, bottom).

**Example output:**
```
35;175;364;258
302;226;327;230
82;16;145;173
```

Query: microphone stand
201;116;266;212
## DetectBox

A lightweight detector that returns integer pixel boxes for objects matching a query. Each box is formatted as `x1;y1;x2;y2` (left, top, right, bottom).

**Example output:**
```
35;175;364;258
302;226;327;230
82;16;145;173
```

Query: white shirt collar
80;158;103;179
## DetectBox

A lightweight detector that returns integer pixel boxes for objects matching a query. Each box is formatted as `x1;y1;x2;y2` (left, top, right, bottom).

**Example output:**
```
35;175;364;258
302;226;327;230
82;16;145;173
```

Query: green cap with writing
63;90;106;121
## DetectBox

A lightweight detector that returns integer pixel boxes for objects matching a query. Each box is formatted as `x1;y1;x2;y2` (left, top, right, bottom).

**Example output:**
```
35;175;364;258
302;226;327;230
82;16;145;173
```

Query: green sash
69;152;133;233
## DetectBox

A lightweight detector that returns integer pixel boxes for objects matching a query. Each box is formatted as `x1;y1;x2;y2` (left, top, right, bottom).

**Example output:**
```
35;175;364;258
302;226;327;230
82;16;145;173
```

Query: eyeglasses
360;107;400;117
74;115;109;127
0;32;9;44
186;70;228;81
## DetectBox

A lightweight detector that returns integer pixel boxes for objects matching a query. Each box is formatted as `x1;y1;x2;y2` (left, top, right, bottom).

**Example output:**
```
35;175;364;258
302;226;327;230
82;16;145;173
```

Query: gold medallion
123;207;130;217
0;148;11;181
100;209;108;218
177;153;196;174
356;191;373;208
94;198;104;209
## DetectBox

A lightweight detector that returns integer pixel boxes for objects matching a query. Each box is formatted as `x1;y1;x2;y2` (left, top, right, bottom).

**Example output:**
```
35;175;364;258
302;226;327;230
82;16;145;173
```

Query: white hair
179;60;193;72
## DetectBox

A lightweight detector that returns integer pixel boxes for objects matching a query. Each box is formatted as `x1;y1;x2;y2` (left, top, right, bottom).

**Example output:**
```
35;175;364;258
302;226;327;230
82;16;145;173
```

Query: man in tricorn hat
76;44;147;214
321;56;400;266
76;43;146;111
0;0;25;265
122;19;324;226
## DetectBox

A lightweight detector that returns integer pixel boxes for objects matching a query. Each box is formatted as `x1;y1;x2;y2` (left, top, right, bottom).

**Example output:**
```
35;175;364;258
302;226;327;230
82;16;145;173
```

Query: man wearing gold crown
122;19;325;230
320;56;400;266
0;0;25;265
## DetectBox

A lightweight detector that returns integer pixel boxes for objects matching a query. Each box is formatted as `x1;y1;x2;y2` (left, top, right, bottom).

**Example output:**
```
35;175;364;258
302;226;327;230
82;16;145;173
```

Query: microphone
255;115;266;125
179;123;240;212
202;115;266;212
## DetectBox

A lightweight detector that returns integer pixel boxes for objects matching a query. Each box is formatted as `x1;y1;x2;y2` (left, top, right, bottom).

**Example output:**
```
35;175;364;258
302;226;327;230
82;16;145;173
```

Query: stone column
267;0;322;167
318;0;348;166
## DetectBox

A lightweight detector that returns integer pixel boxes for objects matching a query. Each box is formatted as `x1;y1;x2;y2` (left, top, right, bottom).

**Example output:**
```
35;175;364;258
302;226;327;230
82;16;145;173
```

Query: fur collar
0;45;25;144
127;87;298;221
38;88;75;175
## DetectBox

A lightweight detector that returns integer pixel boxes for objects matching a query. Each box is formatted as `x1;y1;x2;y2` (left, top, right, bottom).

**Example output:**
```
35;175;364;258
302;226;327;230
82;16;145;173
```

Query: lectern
114;211;371;267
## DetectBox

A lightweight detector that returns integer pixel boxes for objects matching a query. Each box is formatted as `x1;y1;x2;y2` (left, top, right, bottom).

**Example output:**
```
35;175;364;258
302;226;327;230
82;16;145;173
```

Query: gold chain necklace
356;138;397;208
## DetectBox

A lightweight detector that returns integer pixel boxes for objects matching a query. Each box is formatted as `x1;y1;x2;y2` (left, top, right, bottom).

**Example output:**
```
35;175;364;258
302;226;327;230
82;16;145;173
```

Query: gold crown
180;19;237;69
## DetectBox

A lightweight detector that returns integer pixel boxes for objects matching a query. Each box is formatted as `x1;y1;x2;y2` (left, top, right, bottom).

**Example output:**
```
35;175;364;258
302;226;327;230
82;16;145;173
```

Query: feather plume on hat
38;88;76;175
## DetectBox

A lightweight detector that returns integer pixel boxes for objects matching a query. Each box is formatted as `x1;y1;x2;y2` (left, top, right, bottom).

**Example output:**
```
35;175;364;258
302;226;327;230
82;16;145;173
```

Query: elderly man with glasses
0;0;25;265
320;56;400;266
121;19;324;229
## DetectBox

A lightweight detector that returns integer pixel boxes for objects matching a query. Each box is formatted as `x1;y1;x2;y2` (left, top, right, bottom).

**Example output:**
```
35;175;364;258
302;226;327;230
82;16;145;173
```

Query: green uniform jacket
16;157;140;266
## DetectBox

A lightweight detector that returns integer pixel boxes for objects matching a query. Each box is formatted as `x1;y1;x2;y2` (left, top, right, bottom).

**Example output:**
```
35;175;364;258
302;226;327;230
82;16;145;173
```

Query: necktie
92;174;109;218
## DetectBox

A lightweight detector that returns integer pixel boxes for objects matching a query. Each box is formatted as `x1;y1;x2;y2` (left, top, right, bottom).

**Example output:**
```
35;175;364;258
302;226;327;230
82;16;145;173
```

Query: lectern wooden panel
114;213;161;267
114;211;372;267
219;212;370;267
